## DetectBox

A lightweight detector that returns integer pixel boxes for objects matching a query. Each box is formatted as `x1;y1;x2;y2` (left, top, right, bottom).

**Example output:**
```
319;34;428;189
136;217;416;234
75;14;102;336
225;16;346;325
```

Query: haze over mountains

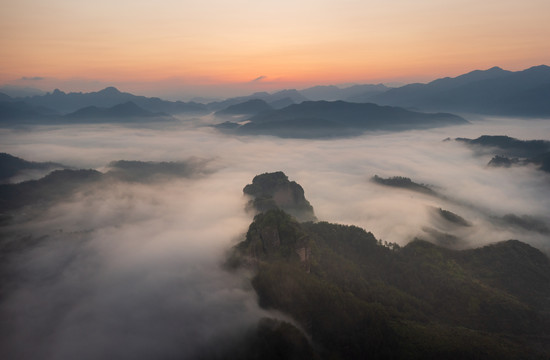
1;65;549;127
371;65;550;116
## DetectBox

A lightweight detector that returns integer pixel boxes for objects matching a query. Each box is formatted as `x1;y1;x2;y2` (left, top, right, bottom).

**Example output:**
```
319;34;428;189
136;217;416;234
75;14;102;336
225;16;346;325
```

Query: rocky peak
243;171;316;222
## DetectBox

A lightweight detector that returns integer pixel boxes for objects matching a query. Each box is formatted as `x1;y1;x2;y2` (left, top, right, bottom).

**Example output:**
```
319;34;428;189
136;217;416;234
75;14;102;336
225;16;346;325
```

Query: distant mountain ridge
65;101;172;121
300;83;389;102
22;87;208;114
217;100;468;138
1;64;549;124
371;65;550;116
207;89;308;111
215;99;273;116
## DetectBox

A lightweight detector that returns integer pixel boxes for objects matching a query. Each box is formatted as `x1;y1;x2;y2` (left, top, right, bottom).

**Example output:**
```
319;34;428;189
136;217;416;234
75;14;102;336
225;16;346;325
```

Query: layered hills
371;65;550;116
0;153;67;183
2;65;549;128
0;154;210;215
64;101;173;122
215;99;273;117
217;101;467;138
20;86;208;114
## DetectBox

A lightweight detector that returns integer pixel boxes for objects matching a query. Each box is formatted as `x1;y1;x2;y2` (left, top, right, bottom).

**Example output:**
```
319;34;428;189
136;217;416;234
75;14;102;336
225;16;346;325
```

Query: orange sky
1;0;549;98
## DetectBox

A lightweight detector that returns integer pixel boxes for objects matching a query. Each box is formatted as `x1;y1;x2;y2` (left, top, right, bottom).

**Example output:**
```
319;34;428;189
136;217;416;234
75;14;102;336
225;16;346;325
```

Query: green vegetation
371;175;436;195
230;209;550;359
435;208;471;227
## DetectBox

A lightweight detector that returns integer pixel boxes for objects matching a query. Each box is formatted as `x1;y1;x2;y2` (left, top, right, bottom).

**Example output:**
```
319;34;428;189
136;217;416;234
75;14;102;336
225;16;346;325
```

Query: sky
1;0;550;99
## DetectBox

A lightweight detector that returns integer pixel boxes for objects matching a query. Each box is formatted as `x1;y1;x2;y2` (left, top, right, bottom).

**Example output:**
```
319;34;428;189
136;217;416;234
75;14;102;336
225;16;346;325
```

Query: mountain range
217;100;468;138
18;86;208;114
65;101;173;122
300;83;390;102
215;99;273;117
1;65;549;126
371;65;550;116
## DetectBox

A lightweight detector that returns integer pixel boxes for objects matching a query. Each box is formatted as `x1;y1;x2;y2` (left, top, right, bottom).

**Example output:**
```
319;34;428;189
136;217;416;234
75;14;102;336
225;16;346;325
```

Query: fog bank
1;115;549;358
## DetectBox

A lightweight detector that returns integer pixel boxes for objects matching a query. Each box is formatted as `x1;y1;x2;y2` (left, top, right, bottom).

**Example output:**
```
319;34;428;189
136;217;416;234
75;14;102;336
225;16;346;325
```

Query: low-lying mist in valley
1;114;549;358
0;175;273;359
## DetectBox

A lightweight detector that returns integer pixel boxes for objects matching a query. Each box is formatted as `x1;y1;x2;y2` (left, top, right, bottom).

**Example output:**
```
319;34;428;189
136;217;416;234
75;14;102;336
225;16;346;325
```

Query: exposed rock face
228;175;550;359
243;171;316;222
234;209;313;273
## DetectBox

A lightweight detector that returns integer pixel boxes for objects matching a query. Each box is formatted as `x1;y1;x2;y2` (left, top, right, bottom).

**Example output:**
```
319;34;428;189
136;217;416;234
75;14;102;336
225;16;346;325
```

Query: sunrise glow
2;0;550;97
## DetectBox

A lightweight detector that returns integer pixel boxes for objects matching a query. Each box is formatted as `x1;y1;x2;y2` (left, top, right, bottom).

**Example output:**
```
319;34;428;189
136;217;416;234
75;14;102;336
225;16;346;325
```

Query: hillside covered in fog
1;155;549;359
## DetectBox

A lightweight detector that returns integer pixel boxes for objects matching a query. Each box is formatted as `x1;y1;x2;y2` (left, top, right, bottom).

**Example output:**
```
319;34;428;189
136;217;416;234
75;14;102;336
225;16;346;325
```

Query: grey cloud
20;76;44;81
251;75;267;82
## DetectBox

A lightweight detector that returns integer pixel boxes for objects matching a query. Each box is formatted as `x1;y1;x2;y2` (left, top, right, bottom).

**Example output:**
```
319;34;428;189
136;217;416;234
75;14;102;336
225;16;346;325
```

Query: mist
1;114;549;358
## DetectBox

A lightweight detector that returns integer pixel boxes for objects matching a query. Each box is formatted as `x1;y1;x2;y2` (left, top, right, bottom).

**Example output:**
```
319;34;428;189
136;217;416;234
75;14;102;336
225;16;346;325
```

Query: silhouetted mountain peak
98;86;122;95
526;64;550;71
429;66;509;87
519;64;550;78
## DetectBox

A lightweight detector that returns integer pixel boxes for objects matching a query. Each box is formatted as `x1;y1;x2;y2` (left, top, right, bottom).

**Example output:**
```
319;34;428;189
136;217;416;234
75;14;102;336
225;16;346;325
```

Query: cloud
0;176;268;359
20;76;44;81
1;115;549;358
251;75;267;82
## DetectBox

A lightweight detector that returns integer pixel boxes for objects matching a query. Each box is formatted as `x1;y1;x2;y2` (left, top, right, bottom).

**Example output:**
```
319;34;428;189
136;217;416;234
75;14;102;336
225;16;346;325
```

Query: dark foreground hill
228;209;550;359
224;173;550;359
216;100;467;138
